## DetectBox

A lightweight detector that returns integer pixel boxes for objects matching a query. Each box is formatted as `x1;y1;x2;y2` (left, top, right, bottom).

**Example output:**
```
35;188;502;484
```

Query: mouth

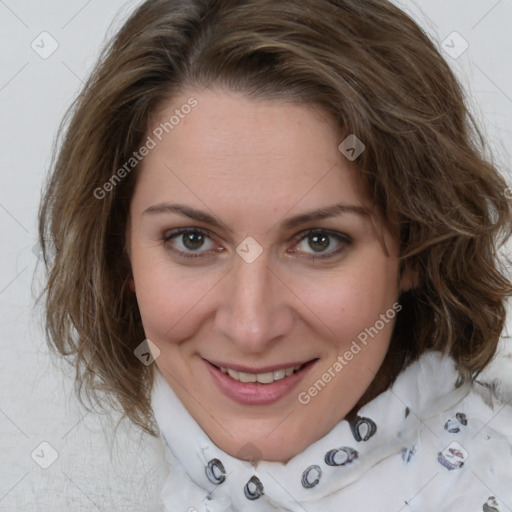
214;362;307;383
203;358;318;405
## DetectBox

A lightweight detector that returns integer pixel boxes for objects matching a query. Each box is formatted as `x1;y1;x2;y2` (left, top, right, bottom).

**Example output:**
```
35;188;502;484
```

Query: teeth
256;372;274;384
273;369;286;381
238;372;257;383
227;368;239;380
220;364;303;384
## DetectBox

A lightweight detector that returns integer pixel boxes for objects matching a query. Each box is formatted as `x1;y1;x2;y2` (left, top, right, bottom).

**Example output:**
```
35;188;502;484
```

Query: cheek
295;253;400;344
130;237;400;350
131;252;215;342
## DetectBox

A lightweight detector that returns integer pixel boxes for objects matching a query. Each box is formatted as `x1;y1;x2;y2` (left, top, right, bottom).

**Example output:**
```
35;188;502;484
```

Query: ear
129;277;136;292
399;265;419;293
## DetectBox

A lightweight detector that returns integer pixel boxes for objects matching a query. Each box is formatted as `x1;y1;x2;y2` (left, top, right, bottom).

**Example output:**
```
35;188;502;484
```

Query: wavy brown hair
38;0;512;435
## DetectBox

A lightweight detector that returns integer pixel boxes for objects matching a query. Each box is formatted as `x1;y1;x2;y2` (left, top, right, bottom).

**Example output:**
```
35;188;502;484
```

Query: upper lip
204;358;317;374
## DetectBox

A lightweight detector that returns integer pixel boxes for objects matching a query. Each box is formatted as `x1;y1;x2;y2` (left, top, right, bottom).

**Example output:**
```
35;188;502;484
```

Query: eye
162;228;221;258
289;229;352;259
162;227;351;261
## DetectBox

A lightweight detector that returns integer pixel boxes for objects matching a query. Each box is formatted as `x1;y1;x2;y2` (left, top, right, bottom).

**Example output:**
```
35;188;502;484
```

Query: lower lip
204;359;317;406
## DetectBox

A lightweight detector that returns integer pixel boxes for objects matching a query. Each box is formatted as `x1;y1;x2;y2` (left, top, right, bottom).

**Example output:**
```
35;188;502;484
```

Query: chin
223;434;307;464
211;414;331;463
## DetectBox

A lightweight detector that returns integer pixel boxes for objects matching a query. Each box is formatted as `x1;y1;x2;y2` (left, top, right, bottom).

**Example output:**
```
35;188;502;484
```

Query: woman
38;0;512;510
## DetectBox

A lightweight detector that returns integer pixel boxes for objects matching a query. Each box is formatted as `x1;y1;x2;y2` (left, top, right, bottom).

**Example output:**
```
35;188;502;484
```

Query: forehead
137;88;368;209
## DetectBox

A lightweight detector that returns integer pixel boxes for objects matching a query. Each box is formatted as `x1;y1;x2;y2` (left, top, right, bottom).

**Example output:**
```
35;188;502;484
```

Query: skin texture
126;87;414;462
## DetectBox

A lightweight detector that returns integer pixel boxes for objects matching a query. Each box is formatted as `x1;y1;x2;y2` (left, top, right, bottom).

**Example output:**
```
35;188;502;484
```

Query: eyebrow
142;202;370;231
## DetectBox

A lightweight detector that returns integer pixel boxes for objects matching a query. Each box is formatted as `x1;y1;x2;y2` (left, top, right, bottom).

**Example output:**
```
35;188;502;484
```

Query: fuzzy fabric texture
151;351;512;511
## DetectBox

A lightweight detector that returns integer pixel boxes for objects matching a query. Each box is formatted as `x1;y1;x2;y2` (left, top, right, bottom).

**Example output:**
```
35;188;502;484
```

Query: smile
219;364;304;384
204;359;318;405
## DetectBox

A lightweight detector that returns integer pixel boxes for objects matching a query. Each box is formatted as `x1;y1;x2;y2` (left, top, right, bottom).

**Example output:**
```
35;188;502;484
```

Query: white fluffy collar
151;352;471;511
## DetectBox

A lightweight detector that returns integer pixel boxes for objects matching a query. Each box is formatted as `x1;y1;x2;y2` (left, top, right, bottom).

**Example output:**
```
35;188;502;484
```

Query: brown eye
308;233;331;252
291;229;352;259
163;228;219;259
181;231;206;250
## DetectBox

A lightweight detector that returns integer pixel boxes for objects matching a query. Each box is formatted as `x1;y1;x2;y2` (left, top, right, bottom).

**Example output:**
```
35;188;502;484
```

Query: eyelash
162;227;352;261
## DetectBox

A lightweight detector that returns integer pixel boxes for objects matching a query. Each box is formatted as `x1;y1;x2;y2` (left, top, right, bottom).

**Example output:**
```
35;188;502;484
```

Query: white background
1;0;511;510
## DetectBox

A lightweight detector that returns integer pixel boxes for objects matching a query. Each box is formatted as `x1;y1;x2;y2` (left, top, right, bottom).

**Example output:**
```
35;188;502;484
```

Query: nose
213;252;294;353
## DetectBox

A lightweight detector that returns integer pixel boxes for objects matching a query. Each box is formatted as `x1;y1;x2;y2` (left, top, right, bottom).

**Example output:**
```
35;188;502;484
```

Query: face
126;87;412;462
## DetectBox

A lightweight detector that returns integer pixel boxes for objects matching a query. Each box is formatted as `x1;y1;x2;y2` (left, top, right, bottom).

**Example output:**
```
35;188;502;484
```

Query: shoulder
380;350;512;510
406;353;512;510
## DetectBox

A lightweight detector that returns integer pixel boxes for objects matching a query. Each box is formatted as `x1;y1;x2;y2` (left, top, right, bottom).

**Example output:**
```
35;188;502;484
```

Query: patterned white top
151;351;512;511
